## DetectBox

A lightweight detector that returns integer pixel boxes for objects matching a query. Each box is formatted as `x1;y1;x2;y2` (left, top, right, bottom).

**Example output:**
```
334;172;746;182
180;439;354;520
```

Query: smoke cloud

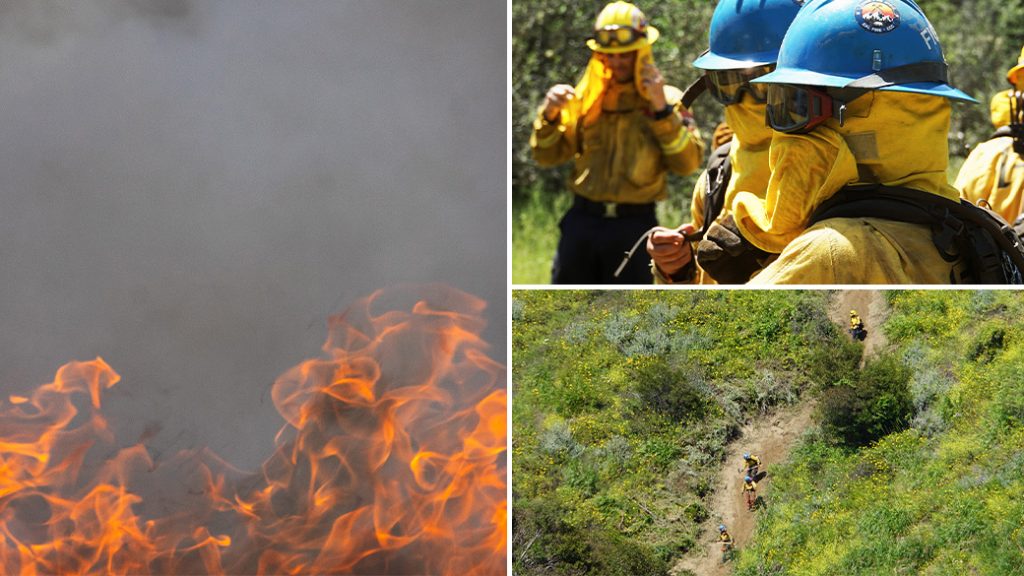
0;0;505;469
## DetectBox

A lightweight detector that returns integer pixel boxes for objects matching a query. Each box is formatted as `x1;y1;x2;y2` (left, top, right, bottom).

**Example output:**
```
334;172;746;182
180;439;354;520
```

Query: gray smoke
0;0;505;469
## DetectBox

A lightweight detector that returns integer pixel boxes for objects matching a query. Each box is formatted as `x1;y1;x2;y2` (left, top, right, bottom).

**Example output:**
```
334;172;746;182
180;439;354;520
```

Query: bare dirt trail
672;291;889;576
672;402;816;576
829;290;889;364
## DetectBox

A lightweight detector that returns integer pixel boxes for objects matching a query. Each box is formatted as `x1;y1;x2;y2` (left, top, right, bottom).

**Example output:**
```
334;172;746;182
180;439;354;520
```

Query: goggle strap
592;25;642;47
846;61;949;90
681;75;707;109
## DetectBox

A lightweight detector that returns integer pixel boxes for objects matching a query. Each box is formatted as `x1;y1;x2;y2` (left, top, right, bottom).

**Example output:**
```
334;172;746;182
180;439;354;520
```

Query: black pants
551;198;657;284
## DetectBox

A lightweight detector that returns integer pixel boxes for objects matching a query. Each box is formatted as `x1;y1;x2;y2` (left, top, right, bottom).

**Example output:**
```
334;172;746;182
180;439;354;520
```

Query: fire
0;285;506;575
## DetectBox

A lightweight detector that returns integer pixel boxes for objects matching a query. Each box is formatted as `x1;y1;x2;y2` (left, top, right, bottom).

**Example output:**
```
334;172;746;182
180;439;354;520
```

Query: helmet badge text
855;1;901;34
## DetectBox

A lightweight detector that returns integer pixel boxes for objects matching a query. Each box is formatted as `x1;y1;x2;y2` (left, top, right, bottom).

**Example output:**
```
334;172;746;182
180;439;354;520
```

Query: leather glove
696;214;773;284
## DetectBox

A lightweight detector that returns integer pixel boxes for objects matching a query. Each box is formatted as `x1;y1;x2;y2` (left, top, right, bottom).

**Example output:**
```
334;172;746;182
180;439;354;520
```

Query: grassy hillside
512;290;859;575
735;291;1024;575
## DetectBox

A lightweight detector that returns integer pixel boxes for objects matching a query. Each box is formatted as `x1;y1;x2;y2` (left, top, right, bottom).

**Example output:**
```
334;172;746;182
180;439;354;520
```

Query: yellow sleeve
690;172;708;233
650;174;705;285
749;219;956;285
650;85;705;177
955;142;1000;208
530;104;577;167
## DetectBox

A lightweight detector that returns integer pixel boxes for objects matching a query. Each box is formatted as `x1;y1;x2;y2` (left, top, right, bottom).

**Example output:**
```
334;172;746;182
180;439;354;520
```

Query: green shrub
563;459;599;496
967;321;1007;364
604;311;639;350
754;371;798;414
683;501;709;523
629;357;709;422
540;419;583;458
821;355;913;446
806;336;862;389
513;297;526;322
586;529;670;576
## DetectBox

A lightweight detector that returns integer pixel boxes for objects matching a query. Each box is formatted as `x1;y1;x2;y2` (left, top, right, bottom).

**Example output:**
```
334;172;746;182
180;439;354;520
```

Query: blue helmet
718;524;727;532
693;0;804;70
745;476;752;483
743;452;751;459
752;0;975;102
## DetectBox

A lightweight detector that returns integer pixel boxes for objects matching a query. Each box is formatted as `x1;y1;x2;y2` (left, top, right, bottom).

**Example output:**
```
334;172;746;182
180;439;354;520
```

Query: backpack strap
809;184;1024;284
990;124;1024;156
693;140;733;240
991;125;1014;140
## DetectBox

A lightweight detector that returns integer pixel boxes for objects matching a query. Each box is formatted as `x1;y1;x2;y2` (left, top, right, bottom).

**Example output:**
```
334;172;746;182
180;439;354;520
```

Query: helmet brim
586;25;658;54
1007;63;1024;85
752;68;978;103
692;49;776;71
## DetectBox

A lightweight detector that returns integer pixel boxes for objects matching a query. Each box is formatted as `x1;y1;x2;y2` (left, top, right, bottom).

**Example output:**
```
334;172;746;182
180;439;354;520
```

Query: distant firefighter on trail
849;310;867;341
742;475;757;511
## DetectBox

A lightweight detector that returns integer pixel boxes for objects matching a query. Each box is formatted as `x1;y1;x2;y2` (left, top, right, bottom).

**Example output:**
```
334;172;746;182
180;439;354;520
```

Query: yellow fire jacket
530;81;704;204
955;136;1024;224
733;92;965;285
748;218;961;284
653;100;773;284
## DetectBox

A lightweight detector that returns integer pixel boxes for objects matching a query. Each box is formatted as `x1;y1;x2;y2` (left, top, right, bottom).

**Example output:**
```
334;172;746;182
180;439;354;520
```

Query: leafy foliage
735;291;1024;575
629;357;709;422
820;355;914;447
512;290;840;576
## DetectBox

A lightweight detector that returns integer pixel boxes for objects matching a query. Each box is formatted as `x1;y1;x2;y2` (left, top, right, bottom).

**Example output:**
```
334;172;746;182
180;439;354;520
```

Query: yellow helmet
586;1;659;55
850;310;857;317
1006;45;1024;89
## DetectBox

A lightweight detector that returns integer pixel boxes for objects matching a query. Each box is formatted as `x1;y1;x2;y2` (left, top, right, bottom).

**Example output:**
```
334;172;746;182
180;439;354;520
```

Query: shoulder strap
990;125;1024;156
991;125;1014;140
809;184;1024;284
694;140;733;240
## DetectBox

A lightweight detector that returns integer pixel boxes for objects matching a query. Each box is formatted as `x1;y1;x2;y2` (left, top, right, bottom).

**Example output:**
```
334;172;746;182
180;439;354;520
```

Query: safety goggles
704;64;775;105
765;84;851;134
592;25;645;48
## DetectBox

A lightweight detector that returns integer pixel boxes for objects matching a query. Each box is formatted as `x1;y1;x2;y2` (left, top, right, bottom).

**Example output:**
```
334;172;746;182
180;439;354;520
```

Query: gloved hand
696;214;772;284
711;121;734;149
646;224;697;283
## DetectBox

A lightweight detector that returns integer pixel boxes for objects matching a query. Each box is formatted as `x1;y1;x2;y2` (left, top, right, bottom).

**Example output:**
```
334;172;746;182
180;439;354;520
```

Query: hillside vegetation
735;290;1024;575
511;291;859;575
513;290;1024;575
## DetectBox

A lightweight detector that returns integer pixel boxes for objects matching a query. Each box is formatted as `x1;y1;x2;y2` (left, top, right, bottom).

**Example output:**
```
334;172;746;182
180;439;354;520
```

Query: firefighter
718;524;734;563
742;452;761;479
531;1;704;284
955;48;1024;224
718;0;977;283
742;475;757;511
647;0;802;284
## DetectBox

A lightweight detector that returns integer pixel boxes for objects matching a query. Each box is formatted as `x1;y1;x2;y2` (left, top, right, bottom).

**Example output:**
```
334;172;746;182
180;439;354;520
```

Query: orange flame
0;285;506;574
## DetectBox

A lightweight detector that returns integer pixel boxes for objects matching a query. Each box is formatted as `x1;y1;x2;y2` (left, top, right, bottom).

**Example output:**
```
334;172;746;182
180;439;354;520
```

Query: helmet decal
856;1;900;34
631;10;647;32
